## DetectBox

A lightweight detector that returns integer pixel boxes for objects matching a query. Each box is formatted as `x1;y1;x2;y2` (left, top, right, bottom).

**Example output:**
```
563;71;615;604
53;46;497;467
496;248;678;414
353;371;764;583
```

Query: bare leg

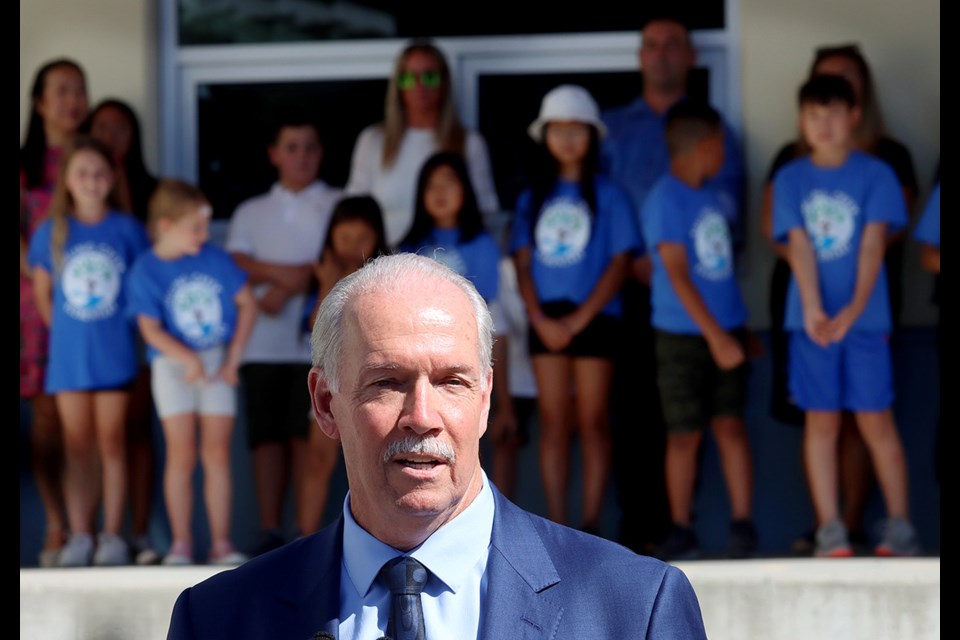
711;416;753;521
532;355;574;525
855;409;909;520
126;367;156;538
57;392;100;535
665;431;703;526
804;410;842;526
571;357;614;530
161;413;197;545
199;415;236;545
93;390;129;535
293;425;339;536
252;441;290;533
31;393;67;551
838;411;874;534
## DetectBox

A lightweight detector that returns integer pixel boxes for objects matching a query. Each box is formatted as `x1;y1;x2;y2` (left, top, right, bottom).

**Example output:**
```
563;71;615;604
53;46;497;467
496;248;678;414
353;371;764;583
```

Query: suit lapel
481;489;563;640
278;518;345;639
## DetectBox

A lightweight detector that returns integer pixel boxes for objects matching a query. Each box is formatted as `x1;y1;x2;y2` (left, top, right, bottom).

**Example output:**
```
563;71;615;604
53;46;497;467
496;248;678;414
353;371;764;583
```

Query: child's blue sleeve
473;234;502;302
125;258;162;322
508;190;534;254
914;183;940;247
607;184;644;257
27;220;53;272
218;245;249;294
865;162;908;231
771;170;802;243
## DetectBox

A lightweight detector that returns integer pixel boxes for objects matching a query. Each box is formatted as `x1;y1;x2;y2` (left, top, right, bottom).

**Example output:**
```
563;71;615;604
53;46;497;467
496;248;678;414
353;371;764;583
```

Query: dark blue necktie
380;556;429;640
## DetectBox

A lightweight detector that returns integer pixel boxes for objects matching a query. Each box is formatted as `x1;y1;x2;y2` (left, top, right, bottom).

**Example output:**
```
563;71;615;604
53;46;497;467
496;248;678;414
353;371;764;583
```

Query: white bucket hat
527;84;607;142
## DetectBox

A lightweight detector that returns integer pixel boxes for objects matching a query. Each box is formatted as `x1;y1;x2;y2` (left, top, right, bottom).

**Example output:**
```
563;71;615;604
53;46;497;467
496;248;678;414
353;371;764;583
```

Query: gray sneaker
93;532;131;566
874;518;921;557
58;533;94;567
814;519;853;558
132;534;162;566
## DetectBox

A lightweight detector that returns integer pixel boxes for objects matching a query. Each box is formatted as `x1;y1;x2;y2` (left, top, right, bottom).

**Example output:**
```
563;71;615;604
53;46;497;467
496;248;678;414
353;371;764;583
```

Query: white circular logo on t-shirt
801;190;858;261
692;208;733;281
168;274;224;346
535;197;591;267
61;243;124;321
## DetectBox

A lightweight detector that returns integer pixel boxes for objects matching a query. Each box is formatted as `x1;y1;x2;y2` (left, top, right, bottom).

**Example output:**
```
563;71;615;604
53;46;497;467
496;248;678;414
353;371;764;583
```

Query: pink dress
20;147;62;398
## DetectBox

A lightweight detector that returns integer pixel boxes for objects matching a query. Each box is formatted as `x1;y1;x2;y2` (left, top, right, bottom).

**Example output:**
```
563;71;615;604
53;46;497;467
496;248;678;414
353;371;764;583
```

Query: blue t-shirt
914;182;940;247
601;97;745;239
400;227;501;303
643;175;748;333
27;211;150;392
509;176;642;318
772;151;908;332
126;244;249;361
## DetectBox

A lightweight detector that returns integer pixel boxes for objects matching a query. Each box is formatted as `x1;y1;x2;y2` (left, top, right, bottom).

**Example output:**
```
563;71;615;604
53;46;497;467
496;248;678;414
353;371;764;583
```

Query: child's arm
786;228;830;347
760;183;791;261
920;244;940;275
217;283;258;386
137;315;206;383
229;252;313;315
513;247;572;352
826;221;887;343
632;254;653;286
560;252;632;336
31;266;54;327
659;242;744;370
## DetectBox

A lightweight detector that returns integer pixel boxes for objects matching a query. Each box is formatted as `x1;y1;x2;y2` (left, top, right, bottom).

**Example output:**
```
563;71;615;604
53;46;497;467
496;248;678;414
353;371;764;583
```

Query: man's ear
308;367;341;440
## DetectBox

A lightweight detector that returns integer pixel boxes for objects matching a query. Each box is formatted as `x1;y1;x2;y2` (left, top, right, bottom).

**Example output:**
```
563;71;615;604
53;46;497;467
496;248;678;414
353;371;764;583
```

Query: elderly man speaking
167;253;707;640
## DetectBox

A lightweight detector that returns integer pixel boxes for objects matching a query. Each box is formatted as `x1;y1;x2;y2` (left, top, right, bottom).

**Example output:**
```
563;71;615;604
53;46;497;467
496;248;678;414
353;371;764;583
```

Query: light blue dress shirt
337;470;495;639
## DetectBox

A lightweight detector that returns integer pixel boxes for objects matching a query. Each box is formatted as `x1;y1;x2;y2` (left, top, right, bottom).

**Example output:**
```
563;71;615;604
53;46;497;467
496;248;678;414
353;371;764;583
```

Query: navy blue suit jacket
168;485;707;639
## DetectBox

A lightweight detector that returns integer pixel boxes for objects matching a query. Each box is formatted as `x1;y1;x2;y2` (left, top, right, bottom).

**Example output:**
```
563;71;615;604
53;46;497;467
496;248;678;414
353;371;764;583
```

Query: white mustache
384;436;455;464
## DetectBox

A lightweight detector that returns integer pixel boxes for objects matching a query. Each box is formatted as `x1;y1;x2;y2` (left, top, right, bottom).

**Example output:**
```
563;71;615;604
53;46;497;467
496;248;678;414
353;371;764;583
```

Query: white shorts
150;346;236;419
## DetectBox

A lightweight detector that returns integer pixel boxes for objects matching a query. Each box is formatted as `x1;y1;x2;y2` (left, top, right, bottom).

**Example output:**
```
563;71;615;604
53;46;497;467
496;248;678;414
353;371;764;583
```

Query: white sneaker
58;533;94;567
162;539;194;566
210;550;248;566
132;534;162;566
93;532;131;566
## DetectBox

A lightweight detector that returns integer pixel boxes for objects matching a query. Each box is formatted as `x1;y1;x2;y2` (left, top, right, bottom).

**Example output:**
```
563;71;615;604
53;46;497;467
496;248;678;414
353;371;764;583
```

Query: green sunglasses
397;70;442;90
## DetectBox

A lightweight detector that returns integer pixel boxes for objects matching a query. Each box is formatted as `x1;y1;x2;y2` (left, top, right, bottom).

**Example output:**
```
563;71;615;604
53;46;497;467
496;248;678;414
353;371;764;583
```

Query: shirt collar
270;180;324;199
342;469;495;597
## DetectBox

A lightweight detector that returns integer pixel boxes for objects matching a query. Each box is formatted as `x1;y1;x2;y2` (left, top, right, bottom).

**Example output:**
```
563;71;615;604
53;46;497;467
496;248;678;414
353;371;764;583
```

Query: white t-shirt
226;181;342;363
344;125;500;247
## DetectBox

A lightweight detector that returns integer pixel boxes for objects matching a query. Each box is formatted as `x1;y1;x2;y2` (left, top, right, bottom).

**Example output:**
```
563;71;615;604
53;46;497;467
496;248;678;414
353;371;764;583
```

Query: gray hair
311;253;494;392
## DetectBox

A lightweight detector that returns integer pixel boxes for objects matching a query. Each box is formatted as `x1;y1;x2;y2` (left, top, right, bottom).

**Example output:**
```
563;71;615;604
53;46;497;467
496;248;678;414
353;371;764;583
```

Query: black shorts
528;301;621;359
239;363;313;448
654;328;749;435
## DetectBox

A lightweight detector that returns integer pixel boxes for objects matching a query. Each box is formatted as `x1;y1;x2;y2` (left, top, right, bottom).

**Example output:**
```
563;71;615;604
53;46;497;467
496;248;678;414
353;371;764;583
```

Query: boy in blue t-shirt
773;75;919;557
643;101;757;560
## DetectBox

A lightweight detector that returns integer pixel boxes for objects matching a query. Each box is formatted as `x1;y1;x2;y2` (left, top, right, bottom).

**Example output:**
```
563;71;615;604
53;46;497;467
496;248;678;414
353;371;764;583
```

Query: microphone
375;637;394;640
311;633;335;640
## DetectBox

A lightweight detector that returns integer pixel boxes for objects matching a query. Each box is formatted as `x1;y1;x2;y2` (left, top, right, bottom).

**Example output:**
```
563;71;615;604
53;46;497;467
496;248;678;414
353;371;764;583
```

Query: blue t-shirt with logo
401;227;501;303
126;244;248;361
27;211;150;392
509;176;642;318
643;174;748;333
773;151;907;332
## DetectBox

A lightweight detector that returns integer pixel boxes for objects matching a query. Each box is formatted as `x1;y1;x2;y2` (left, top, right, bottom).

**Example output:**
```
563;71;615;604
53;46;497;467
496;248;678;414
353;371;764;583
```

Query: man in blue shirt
167;253;707;639
600;14;746;555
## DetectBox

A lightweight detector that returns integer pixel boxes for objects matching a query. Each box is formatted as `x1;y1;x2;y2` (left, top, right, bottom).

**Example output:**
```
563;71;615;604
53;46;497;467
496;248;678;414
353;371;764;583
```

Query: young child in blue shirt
510;85;642;533
643;101;757;560
28;135;151;567
773;74;919;557
127;179;257;565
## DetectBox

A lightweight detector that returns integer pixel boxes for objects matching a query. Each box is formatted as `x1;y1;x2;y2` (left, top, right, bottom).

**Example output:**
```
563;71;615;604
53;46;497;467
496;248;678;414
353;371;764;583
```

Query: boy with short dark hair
643;101;757;560
226;109;342;554
773;74;919;557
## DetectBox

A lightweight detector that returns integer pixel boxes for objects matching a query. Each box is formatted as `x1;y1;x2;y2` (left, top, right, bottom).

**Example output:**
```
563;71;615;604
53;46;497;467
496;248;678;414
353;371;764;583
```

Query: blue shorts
788;331;893;411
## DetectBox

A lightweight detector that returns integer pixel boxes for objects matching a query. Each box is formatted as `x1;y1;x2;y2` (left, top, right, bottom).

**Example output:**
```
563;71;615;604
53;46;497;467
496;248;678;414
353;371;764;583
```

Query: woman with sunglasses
759;43;918;555
344;38;500;247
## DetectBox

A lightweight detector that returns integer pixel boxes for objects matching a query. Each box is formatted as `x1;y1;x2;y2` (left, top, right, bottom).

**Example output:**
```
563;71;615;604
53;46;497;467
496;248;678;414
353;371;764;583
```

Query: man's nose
400;379;442;434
